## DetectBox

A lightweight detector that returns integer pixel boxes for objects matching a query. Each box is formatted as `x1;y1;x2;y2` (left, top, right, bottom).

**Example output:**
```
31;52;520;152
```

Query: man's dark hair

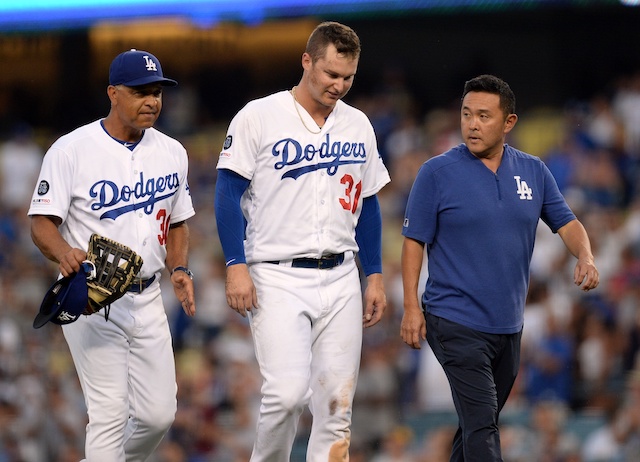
462;74;516;117
306;21;361;62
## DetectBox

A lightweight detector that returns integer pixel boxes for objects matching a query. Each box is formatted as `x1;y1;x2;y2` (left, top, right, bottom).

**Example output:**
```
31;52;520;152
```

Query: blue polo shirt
402;144;575;334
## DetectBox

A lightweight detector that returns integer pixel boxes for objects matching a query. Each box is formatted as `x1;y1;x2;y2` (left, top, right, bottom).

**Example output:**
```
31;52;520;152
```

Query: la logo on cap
56;310;79;323
143;55;157;72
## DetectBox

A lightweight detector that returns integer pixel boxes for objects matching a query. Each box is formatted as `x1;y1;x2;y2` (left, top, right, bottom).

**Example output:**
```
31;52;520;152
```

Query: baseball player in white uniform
28;49;196;461
215;22;390;461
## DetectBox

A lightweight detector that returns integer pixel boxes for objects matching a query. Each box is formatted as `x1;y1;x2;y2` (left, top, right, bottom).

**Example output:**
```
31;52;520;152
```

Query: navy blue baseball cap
33;262;93;329
109;49;177;87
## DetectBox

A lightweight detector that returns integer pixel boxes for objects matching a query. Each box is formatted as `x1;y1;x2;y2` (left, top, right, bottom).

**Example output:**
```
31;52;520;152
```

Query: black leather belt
128;275;156;293
265;253;345;269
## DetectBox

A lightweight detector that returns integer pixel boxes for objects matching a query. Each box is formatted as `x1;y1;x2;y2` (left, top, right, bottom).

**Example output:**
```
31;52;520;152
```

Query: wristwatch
171;266;194;280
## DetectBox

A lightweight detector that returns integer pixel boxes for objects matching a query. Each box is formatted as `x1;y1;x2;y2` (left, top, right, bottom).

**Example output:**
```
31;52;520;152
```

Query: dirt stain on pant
328;377;355;415
325;376;355;460
328;438;349;461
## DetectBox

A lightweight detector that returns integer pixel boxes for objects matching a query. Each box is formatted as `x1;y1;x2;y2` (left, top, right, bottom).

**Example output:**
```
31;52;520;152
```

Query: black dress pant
426;312;522;462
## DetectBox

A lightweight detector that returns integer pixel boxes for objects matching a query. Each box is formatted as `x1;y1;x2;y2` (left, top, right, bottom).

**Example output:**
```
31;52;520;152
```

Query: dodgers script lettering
272;133;367;180
90;171;180;220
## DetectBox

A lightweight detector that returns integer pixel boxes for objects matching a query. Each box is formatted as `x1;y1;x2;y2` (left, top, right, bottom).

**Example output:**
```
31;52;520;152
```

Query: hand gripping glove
84;233;144;318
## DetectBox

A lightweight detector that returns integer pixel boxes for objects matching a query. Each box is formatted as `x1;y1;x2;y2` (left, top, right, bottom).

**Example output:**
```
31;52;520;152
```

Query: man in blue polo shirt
400;74;599;461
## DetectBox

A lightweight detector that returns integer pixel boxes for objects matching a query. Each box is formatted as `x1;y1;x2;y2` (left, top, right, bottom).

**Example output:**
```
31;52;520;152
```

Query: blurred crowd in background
3;61;640;461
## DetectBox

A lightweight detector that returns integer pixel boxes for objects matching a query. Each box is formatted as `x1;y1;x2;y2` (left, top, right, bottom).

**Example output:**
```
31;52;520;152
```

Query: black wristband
171;266;194;280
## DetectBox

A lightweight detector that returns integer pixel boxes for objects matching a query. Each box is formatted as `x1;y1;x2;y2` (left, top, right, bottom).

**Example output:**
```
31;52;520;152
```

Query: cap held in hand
33;262;94;329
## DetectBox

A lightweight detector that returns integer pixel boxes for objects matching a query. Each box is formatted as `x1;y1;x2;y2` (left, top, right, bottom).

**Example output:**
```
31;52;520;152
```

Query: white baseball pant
63;283;177;462
247;252;363;461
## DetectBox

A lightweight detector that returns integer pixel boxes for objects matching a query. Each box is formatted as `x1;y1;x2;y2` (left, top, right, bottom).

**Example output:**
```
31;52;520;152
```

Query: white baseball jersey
216;90;390;263
28;120;195;278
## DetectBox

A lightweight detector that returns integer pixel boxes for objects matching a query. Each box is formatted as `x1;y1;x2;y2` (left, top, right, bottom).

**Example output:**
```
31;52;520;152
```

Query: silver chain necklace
291;86;322;134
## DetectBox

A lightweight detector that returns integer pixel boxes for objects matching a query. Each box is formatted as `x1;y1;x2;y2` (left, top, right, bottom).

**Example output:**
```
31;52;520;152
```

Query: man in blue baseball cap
28;48;195;461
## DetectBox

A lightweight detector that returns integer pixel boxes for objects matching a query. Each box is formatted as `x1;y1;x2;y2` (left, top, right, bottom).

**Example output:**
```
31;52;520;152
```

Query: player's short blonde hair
305;21;361;62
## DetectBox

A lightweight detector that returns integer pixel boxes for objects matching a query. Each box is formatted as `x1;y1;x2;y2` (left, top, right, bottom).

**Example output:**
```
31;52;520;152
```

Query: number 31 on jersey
339;174;362;214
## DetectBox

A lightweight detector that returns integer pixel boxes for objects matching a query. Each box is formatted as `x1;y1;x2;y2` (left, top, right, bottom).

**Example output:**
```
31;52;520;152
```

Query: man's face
461;91;515;159
304;44;359;110
111;83;163;131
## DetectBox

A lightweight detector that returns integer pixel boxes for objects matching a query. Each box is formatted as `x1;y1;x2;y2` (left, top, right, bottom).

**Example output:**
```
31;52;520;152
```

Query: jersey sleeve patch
37;180;50;195
223;135;232;150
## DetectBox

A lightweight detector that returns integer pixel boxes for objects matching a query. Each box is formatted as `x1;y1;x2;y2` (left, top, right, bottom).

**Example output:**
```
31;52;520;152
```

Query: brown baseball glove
84;233;143;318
